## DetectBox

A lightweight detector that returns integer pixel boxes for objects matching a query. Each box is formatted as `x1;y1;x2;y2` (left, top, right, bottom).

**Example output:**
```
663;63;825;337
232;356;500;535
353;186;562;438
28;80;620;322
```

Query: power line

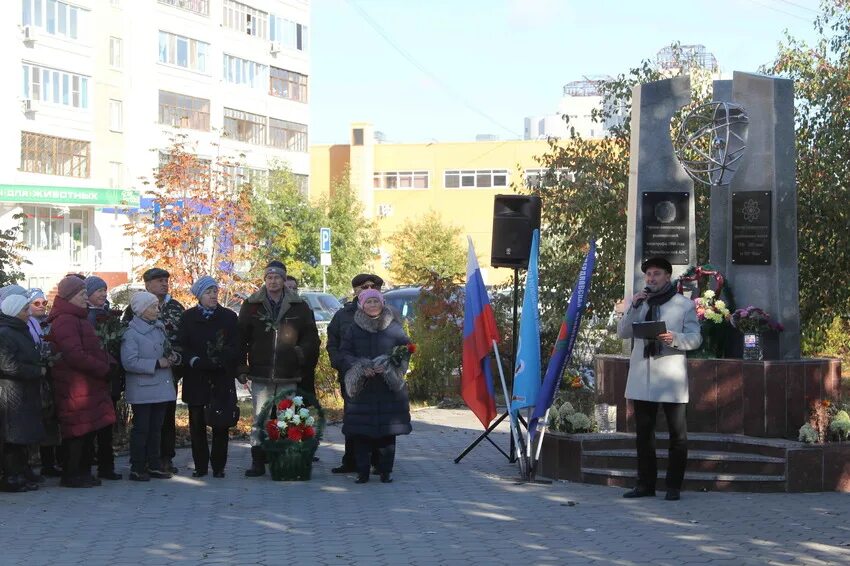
344;0;523;139
774;0;819;14
743;0;813;21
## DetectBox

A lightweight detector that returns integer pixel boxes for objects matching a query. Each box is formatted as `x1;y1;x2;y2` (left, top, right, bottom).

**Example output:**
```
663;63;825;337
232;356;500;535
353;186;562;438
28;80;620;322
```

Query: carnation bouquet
93;311;127;359
693;289;730;325
257;390;325;481
689;289;732;359
730;306;784;334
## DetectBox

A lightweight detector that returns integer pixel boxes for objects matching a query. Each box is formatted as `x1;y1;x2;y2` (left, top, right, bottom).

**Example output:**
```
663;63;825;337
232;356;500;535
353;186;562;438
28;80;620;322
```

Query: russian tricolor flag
462;236;500;428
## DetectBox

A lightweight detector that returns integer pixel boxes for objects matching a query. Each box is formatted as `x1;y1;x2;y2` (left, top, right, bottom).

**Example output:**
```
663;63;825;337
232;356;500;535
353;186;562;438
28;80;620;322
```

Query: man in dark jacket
123;267;185;474
238;260;320;477
326;273;384;473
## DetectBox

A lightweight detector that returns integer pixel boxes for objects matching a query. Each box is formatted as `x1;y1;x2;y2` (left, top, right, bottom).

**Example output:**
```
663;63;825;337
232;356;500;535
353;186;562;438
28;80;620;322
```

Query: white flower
299;408;310;419
306;416;315;426
292;396;304;407
292;414;302;425
715;300;726;310
703;290;715;300
277;420;286;430
284;408;295;420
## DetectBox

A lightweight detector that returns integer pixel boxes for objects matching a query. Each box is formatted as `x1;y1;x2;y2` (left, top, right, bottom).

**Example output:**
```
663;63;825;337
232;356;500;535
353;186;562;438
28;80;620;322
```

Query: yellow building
310;122;552;285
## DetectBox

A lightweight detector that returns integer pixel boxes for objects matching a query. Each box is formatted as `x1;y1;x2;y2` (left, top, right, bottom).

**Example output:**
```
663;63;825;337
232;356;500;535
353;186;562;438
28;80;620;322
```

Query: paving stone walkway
1;408;849;565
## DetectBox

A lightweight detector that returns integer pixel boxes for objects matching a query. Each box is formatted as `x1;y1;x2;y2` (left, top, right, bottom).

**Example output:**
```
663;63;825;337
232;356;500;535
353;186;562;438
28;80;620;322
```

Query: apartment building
1;0;311;291
310;123;552;286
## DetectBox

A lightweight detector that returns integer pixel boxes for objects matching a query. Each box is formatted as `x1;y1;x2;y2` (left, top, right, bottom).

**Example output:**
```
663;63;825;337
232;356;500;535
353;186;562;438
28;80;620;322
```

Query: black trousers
188;405;229;473
40;444;65;470
95;423;115;474
130;402;168;473
633;400;688;490
352;435;396;475
339;386;379;470
62;431;95;480
160;379;179;462
2;443;27;477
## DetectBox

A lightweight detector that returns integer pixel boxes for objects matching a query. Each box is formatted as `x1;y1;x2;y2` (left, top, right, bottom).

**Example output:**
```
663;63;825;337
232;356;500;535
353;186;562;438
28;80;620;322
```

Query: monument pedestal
596;355;843;438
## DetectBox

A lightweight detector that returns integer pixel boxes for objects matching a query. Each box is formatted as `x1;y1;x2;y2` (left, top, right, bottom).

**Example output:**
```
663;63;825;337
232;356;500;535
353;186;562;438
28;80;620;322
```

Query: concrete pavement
1;408;848;565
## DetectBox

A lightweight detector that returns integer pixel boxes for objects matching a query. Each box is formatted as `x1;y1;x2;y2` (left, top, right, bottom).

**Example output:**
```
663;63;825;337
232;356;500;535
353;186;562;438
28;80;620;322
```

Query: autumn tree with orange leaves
126;134;253;306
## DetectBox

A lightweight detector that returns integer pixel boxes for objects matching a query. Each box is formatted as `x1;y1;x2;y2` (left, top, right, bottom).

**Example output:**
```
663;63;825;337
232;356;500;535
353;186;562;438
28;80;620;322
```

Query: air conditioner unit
22;25;36;42
270;41;282;54
22;99;37;113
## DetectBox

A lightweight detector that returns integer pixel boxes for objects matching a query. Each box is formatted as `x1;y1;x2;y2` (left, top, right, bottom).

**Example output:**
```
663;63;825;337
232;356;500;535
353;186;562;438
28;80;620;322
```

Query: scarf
199;304;216;320
642;282;678;358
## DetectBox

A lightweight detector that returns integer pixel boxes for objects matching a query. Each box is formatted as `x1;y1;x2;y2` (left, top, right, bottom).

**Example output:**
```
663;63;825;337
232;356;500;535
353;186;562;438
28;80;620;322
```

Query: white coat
617;292;702;403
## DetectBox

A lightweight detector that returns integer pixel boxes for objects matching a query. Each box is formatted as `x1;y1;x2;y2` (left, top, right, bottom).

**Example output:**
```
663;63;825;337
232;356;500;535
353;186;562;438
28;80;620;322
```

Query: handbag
205;380;240;428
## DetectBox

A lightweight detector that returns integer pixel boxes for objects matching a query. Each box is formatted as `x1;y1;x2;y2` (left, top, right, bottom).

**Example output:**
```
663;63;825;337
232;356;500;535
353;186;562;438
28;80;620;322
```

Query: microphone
634;286;651;307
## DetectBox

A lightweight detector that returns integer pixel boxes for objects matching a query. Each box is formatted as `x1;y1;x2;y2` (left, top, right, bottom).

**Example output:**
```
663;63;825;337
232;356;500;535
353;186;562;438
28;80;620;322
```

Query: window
269;119;307;152
158;151;211;179
109;161;123;188
222;0;267;38
23;1;82;39
111;0;120;7
20;132;90;178
158;0;209;16
158;31;209;73
269;67;308;102
22;63;89;109
158;90;210;131
373;172;429;189
22;206;63;251
270;14;308;51
352;128;364;146
524;168;574;187
444;170;508;189
109;99;123;132
223;54;268;88
108;37;122;68
222;165;268;190
223;108;266;145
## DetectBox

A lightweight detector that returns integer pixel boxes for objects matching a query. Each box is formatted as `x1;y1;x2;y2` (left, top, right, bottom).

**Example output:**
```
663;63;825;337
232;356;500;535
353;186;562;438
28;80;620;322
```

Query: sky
309;0;822;144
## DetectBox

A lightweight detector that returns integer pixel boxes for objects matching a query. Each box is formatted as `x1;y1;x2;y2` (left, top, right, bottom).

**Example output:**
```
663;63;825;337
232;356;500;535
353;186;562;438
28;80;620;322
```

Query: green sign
0;184;139;206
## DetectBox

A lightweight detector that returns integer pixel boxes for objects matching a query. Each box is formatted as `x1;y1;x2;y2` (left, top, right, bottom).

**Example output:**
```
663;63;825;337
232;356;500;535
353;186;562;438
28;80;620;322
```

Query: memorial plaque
641;191;690;264
731;191;771;265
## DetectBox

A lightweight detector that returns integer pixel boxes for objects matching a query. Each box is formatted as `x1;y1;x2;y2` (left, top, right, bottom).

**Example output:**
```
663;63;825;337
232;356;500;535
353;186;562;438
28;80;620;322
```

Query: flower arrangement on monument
730;306;784;334
693;289;730;325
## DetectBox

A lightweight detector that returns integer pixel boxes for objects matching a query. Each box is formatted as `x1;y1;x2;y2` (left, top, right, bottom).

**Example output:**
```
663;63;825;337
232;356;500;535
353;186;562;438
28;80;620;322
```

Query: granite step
581;466;787;493
582;449;786;476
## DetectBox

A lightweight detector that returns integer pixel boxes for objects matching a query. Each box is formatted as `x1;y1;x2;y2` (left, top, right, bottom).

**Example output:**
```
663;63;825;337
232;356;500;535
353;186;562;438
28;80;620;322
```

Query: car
382;286;422;322
300;291;343;323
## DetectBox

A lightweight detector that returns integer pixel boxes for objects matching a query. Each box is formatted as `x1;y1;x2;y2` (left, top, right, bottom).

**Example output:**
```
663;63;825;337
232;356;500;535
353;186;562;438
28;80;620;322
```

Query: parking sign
320;227;331;254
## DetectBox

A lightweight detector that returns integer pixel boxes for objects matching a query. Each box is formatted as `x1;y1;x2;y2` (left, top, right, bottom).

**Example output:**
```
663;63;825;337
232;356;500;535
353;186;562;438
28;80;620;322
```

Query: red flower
287;426;303;442
278;399;293;410
406;343;417;354
265;419;280;441
303;425;316;439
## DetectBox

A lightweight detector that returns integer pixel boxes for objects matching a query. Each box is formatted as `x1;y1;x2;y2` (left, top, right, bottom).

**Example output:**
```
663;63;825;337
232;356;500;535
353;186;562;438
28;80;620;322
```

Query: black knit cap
351;273;384;289
142;267;170;282
640;257;673;274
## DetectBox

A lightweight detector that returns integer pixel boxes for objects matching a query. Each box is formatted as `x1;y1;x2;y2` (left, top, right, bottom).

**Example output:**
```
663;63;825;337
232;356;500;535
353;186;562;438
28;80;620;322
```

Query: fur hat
85;276;108;297
351;273;384;289
357;288;385;307
57;276;86;300
1;295;30;317
130;291;159;316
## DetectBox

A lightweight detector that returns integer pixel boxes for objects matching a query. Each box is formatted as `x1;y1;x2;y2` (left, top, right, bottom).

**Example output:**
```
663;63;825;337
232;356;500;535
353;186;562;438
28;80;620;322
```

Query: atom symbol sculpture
742;198;760;223
673;101;749;187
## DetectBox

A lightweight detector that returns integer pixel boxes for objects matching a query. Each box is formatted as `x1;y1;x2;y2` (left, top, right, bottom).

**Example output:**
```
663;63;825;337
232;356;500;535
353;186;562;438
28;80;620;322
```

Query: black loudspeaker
490;195;542;269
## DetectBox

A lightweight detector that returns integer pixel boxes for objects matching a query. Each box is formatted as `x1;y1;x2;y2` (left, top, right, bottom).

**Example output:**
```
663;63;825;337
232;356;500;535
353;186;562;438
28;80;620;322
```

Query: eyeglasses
360;283;377;289
31;300;47;307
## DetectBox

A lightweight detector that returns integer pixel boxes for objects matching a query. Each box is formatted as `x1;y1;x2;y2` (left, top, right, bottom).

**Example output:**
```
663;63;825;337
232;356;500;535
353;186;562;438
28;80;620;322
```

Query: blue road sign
320;227;331;253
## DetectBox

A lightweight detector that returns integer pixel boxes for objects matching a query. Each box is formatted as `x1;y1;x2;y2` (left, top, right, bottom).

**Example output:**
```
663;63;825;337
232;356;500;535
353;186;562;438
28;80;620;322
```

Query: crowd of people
0;262;412;492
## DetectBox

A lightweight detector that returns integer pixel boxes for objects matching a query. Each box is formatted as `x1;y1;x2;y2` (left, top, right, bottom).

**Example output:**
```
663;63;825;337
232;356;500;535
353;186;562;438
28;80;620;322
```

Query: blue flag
529;241;597;440
510;229;541;416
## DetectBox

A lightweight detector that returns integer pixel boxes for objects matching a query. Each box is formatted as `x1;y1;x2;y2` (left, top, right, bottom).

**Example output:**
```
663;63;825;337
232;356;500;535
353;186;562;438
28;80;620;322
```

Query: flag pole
528;407;552;480
493;340;528;479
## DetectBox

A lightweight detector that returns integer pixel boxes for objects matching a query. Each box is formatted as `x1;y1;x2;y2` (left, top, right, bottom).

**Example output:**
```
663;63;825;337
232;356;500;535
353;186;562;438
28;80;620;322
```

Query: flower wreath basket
255;389;326;481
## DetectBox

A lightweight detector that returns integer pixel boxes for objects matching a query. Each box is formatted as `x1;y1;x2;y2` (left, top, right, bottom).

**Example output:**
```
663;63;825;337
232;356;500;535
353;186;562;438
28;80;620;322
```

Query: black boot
244;446;266;477
0;476;30;493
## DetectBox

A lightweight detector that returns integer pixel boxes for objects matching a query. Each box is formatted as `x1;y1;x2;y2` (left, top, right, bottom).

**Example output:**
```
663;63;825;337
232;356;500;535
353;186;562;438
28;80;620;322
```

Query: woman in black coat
0;294;47;492
177;277;240;478
339;289;411;484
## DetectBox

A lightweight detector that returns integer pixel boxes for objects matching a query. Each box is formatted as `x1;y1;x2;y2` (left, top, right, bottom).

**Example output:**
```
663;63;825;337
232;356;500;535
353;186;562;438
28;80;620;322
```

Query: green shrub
799;423;818;443
565;412;593;433
829;410;850;441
